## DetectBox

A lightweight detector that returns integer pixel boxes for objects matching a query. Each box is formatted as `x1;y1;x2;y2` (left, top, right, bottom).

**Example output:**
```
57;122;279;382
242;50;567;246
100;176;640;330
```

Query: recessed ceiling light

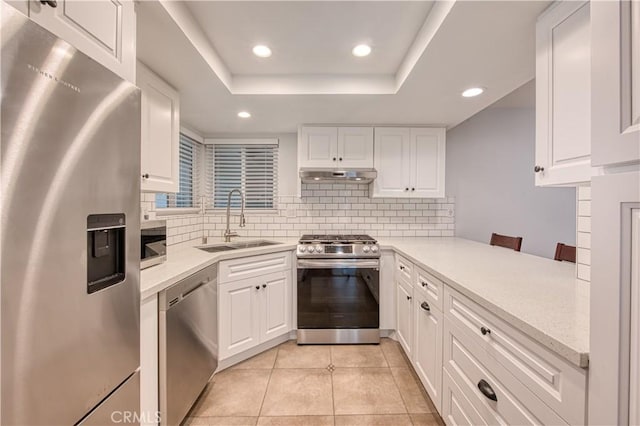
252;45;272;58
237;111;251;118
352;44;372;57
462;87;484;97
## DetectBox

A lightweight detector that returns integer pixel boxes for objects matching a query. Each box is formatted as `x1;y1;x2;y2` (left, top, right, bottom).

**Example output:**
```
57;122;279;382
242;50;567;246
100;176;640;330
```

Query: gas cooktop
299;234;377;244
297;234;379;258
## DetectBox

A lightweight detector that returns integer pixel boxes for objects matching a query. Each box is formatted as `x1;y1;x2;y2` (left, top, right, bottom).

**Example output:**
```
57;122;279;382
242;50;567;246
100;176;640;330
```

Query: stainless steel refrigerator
1;6;141;425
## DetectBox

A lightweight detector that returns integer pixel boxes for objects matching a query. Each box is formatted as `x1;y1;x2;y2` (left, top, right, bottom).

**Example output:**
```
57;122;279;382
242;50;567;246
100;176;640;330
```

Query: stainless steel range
296;234;380;344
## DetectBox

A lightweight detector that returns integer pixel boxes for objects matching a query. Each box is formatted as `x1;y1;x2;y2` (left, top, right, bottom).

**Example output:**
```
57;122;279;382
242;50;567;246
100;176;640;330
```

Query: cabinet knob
534;165;544;173
420;301;430;312
477;379;498;402
333;157;337;161
255;286;260;290
411;188;415;191
339;157;343;161
421;281;427;287
407;295;412;301
142;173;149;179
405;187;409;191
262;284;267;288
40;0;57;7
399;265;405;271
480;326;491;336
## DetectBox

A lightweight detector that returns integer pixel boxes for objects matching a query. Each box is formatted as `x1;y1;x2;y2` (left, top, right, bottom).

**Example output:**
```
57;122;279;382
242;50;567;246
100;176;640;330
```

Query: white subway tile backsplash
576;185;591;284
145;183;455;245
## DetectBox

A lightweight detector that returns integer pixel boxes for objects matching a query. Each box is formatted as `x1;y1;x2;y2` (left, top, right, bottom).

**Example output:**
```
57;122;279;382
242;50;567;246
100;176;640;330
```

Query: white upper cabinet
591;0;640;167
535;1;592;186
372;127;446;198
28;0;136;83
298;126;373;168
138;62;180;193
338;127;374;168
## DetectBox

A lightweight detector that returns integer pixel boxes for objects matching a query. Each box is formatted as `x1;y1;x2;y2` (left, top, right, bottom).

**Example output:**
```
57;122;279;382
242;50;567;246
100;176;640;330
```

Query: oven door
297;258;380;330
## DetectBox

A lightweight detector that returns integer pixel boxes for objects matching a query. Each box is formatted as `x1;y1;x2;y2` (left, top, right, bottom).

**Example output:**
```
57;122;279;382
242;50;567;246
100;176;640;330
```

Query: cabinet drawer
444;287;586;425
414;266;443;311
219;251;292;284
444;321;567;425
395;254;414;284
442;368;486;426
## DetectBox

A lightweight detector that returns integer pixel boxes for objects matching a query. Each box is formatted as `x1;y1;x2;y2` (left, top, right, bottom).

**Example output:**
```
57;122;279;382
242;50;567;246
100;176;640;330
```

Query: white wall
446;81;576;259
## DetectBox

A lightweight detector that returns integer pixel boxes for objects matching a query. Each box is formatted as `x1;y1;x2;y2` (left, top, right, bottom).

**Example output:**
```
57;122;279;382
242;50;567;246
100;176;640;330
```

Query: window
155;133;201;209
205;141;278;210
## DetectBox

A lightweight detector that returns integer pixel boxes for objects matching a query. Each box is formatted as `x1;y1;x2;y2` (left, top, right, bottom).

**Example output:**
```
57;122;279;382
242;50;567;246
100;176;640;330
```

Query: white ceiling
186;1;434;76
136;1;550;136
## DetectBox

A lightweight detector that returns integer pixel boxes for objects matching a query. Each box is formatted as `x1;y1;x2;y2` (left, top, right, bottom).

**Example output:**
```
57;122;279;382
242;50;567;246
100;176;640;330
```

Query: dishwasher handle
159;264;217;311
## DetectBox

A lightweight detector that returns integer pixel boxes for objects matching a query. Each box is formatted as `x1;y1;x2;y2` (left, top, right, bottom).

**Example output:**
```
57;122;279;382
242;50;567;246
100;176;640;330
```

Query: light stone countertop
140;236;589;368
140;237;299;300
381;238;589;368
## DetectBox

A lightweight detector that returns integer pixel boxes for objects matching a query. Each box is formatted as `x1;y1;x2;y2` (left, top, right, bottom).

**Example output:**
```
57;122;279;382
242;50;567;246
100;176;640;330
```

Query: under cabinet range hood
299;168;377;183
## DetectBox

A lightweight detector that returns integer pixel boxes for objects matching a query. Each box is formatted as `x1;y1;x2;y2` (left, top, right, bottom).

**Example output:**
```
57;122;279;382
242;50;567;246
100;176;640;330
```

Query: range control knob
315;245;323;253
363;246;371;253
308;246;316;253
298;245;307;253
371;245;379;253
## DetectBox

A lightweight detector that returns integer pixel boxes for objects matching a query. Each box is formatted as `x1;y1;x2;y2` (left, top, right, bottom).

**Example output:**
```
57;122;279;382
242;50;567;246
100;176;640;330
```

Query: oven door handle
297;259;380;269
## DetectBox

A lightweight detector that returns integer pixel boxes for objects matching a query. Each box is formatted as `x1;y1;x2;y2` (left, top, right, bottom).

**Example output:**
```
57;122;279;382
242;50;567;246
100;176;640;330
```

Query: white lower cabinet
219;269;292;360
443;320;568;425
442;368;486;426
395;278;414;358
413;293;443;413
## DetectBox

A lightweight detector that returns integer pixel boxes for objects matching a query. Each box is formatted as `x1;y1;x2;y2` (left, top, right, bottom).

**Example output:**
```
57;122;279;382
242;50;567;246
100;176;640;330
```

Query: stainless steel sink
197;240;279;253
228;240;279;249
197;245;237;253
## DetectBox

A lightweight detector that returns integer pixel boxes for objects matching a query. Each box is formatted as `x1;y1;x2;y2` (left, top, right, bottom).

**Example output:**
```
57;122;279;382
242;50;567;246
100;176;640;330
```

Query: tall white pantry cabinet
589;1;640;425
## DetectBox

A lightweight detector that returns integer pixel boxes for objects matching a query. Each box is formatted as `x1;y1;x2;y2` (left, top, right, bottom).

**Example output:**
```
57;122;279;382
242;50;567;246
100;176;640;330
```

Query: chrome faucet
224;188;246;242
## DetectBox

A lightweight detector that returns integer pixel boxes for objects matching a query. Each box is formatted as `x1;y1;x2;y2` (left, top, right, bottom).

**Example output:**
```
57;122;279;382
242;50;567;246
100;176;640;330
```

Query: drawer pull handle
478;379;497;402
420;301;430;312
420;281;427;287
480;326;491;336
407;296;412;301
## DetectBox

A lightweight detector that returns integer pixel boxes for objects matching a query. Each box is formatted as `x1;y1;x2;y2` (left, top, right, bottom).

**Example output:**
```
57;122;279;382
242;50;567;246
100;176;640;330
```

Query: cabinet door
298;126;338;168
631;208;640;426
372;127;412;197
337;127;374;168
218;279;260;359
535;1;592;186
414;298;443;412
28;0;135;83
138;63;180;193
260;271;292;342
395;279;413;357
591;1;640;166
410;128;446;197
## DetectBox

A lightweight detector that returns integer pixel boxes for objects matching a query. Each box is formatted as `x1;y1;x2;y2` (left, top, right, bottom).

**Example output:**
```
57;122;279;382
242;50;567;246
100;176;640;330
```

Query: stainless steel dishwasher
159;264;217;426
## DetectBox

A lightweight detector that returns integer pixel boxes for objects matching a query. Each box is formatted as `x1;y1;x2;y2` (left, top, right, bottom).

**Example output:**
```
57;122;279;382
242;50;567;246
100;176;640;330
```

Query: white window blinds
205;142;278;210
155;133;201;208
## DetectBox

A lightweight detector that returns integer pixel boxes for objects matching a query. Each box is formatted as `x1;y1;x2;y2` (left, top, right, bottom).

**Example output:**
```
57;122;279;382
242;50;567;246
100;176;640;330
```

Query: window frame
155;128;204;216
204;138;279;213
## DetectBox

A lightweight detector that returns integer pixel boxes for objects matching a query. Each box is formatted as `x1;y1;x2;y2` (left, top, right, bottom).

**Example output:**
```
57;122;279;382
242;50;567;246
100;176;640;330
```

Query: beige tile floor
184;339;445;426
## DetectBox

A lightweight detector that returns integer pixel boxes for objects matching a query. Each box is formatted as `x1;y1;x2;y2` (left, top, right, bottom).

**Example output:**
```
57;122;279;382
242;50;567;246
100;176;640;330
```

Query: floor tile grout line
256;346;279;419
